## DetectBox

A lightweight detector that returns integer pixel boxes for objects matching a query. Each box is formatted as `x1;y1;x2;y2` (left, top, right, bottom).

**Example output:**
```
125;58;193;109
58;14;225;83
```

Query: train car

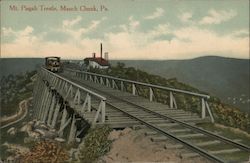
45;56;62;72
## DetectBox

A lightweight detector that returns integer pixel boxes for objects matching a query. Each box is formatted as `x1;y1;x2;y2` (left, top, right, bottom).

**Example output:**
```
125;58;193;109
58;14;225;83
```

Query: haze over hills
111;56;250;113
0;58;44;78
0;56;249;113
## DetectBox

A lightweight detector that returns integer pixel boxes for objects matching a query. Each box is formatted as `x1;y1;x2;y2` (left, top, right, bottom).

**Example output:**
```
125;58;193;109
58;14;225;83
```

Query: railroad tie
157;122;196;127
181;148;242;158
143;128;191;136
176;133;205;139
156;123;179;127
164;140;221;149
168;129;191;133
146;119;170;123
151;136;168;142
145;131;158;136
102;121;141;128
105;119;138;124
148;133;205;144
132;125;148;130
106;117;133;121
165;139;242;150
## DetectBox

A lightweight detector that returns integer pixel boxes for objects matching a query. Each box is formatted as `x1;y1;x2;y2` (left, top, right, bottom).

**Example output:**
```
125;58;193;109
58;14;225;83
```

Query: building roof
84;57;109;66
45;56;60;59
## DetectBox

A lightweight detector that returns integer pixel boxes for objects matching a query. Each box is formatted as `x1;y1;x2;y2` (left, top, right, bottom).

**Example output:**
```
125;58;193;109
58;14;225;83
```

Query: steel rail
64;73;250;152
107;102;225;163
41;68;106;101
112;93;250;152
65;68;210;99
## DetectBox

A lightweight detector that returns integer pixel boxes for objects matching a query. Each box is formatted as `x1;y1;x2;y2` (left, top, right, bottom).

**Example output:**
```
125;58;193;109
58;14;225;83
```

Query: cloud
103;26;248;59
1;26;43;58
179;12;193;23
128;16;140;31
231;29;249;38
2;26;41;45
1;17;249;60
144;8;164;19
2;27;15;36
171;27;248;58
2;26;34;38
119;16;140;33
1;17;107;59
199;9;237;25
148;24;171;38
20;26;34;36
63;16;82;28
57;16;106;41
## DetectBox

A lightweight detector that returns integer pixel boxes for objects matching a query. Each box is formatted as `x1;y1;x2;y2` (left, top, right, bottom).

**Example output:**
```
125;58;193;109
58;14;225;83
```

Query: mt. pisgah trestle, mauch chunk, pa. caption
9;4;108;12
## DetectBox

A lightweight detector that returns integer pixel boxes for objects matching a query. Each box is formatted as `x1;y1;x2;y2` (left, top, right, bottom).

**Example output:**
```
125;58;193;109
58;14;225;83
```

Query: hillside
0;70;36;117
110;56;250;113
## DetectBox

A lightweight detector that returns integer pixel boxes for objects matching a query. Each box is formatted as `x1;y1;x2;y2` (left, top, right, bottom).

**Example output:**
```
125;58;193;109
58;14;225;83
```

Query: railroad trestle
33;68;106;143
65;69;214;122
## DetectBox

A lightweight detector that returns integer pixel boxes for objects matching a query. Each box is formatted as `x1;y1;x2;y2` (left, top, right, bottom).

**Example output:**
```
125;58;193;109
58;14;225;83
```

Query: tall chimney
104;52;109;61
100;43;103;59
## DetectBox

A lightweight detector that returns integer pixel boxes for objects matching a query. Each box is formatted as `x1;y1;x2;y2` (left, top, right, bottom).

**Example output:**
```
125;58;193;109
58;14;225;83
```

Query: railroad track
62;73;250;163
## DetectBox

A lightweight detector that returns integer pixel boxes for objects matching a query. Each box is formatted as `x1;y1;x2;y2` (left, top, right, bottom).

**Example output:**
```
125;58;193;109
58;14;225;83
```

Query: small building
84;57;109;69
83;43;110;69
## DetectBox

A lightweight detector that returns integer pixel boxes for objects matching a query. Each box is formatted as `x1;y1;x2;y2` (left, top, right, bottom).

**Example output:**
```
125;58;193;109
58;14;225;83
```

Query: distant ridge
0;58;44;78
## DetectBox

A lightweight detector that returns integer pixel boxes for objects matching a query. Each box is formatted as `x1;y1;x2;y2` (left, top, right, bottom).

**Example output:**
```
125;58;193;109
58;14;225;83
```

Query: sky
1;0;249;60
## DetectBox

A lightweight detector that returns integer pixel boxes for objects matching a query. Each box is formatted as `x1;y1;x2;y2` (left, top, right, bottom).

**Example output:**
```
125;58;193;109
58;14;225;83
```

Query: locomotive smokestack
100;43;103;59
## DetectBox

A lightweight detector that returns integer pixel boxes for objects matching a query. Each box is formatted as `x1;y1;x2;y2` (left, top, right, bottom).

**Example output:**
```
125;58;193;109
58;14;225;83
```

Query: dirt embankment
1;97;32;128
99;128;211;163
